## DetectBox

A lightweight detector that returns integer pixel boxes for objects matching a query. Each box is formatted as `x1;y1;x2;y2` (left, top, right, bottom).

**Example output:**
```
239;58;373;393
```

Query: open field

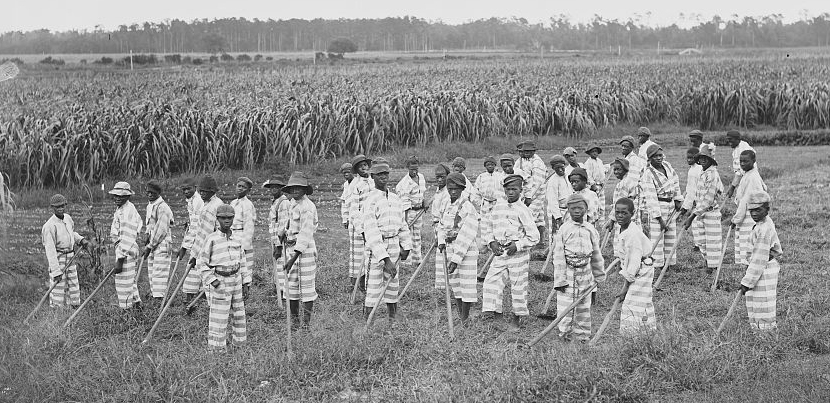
1;138;829;401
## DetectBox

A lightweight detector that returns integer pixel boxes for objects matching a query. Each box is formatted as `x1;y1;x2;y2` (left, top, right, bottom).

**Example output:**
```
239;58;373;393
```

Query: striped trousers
529;197;545;227
746;259;780;331
556;267;595;341
348;227;365;278
49;253;81;307
365;239;401;307
434;235;446;290
482;250;530;316
595;188;606;221
619;263;656;333
691;219;705;250
207;272;246;349
445;243;478;303
272;253;285;292
698;211;722;269
114;256;141;309
405;210;423;266
734;217;754;265
148;242;171;298
243;249;254;279
181;252;202;294
284;245;318;302
649;201;678;268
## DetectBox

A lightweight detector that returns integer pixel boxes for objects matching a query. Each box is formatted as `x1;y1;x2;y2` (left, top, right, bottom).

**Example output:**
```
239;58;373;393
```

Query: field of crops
2;54;830;187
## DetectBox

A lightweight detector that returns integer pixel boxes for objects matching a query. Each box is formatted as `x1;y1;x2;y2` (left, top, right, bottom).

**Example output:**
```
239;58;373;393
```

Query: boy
264;177;289;294
689;130;715;153
546;155;572;234
739;190;782;331
725;130;756;199
177;178;203;263
639;145;683;269
475;156;501;216
339;163;353;231
431;163;452;289
552;193;605;341
41;194;92;308
515;141;548;246
605;157;642;256
230;177;256;281
584;144;607;218
185;176;224;306
563;147;584;180
680;148;704;252
108;182;144;309
141;180;174;302
437;173;479;323
497;153;525;200
731;150;767;265
619;135;645;183
613;197;656;333
282;172;319;327
362;163;412;320
198;204;250;351
482;174;540;330
395;156;427;267
568;168;599;226
451;157;476;202
636;127;657;160
347;155;373;289
683;146;724;273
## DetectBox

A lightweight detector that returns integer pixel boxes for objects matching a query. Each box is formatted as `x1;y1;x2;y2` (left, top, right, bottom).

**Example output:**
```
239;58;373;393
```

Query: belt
285;239;297;247
56;249;74;254
382;233;399;240
641;256;654;266
213;267;239;277
657;197;674;203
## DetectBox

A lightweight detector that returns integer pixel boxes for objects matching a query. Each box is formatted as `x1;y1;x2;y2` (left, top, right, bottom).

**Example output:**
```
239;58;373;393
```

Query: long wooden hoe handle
442;249;455;339
142;260;193;345
25;249;84;324
589;296;622;346
399;242;437;302
160;257;181;308
527;283;598;347
714;288;745;339
365;258;402;328
476;252;496;279
710;226;734;293
653;229;685;290
63;267;117;328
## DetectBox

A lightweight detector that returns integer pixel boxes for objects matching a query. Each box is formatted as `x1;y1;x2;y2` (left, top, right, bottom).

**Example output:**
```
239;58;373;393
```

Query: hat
688;130;703;139
484;156;497;165
726;130;741;139
216;204;235;217
585;144;602;154
502;174;524;187
646;144;662;159
198;176;218;192
499;153;515;162
516;141;537;152
180;177;197;187
696;146;718;165
568;167;588;181
339;162;352;173
746;191;771;209
108;181;135;196
446;173;467;188
350;154;371;172
549;155;567;166
562;147;577;156
686;147;701;156
50;194;67;207
282;171;314;195
434;163;450;175
612;157;630;171
619;135;636;147
370;162;391;175
237;177;253;188
263;176;286;188
451;157;466;169
566;193;587;207
637;127;652;137
146;180;162;194
405;155;420;166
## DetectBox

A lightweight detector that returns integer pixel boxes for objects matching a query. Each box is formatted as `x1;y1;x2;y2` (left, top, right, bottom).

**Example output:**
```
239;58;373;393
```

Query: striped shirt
515;155;547;199
286;197;318;254
741;217;782;288
552;220;605;287
436;197;479;265
623;152;646;183
395;173;426;211
474;171;501;205
363;189;413;261
584;157;606;187
545;174;573;220
637;139;657;160
617;223;652;282
732;168;767;225
731;140;756;174
641;161;683;202
692;166;724;216
348;176;374;233
572;188;600;225
269;195;290;246
484;199;539;252
609;173;642;222
145;197;174;250
431;187;450;225
181;194;203;250
681;164;703;211
191;195;223;257
230;196;256;250
564;163;585;183
197;229;250;287
340;180;352;225
42;214;84;276
110;200;143;259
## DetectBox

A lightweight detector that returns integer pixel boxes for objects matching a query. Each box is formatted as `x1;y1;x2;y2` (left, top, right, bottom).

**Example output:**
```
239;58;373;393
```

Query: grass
1;135;829;401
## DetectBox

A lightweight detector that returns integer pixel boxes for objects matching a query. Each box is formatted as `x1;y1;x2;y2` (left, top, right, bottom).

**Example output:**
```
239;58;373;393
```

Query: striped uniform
230;196;256;278
691;166;724;268
362;189;412;306
437;197;479;303
198;230;250;349
570;188;600;226
109;200;143;309
474;171;501;215
623;151;646;184
180;193;203;258
637;139;657;160
41;214;84;307
395;173;426;266
584;157;608;218
640;162;683;268
269;195;290;289
482;199;539;316
740;217;782;331
730;140;756;188
682;164;704;250
144;197;174;298
183;196;223;294
552;221;605;340
284;197;319;302
347;176;374;280
564;163;585;182
617;223;656;332
515;154;548;227
732;168;767;265
609;173;643;259
431;187;450;289
339;180;353;276
545;173;573;227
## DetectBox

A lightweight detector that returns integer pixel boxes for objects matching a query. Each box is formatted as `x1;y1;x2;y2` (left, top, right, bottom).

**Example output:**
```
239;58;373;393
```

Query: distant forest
2;14;830;55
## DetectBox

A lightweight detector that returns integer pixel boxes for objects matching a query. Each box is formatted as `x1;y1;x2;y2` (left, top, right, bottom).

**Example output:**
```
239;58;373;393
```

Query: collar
148;197;163;207
50;214;69;224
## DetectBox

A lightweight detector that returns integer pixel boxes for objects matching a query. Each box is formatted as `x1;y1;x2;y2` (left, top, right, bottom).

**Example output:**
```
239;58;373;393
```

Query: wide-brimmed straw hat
350;154;372;172
108;181;134;196
585;144;602;154
263;176;286;188
696;145;718;165
282;172;314;195
50;194;67;207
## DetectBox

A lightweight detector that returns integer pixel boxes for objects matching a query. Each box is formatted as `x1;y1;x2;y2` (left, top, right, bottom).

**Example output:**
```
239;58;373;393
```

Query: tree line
1;14;829;55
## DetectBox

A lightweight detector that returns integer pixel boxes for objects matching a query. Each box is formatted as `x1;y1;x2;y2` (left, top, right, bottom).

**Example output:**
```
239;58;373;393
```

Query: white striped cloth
623;151;646;184
48;253;81;307
396;173;426;265
180;194;203;250
145;197;174;297
183;195;223;294
207;271;246;350
269;196;290;286
617;223;656;332
437;197;479;303
284;197;318;302
41;214;84;277
515;154;548;226
546;174;572;221
431;187;450;289
640;162;682;267
741;217;782;330
347;176;374;235
230;196;256;250
732;168;767;265
692;166;724;268
363;189;412;305
110;200;143;308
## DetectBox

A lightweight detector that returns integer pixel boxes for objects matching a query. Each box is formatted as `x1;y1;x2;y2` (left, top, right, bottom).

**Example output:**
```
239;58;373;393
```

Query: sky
4;0;829;32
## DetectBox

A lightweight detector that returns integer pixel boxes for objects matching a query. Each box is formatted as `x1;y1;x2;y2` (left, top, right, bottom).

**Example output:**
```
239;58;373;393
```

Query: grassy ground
1;136;829;401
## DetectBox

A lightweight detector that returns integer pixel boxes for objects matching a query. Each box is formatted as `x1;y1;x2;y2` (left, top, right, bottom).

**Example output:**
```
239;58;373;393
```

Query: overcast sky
4;0;829;32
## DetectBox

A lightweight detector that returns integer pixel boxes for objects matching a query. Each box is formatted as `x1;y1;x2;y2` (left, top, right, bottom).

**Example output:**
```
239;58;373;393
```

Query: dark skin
690;137;703;148
368;172;410;277
727;136;741;148
739;204;769;293
727;153;755;199
550;162;567;231
564;154;579;167
406;164;423;210
569;175;587;192
484;162;496;174
620;141;634;156
553;202;587;292
649;149;683;212
638;134;650;146
434;169;447;189
613;202;635;300
112;194;130;273
267;185;285;259
186;189;217;266
236;180;251;200
355;161;370;178
519;149;534;160
500;160;515;174
442;182;465;274
177;184;198;260
683;156;715;230
142;189;161;258
587;149;600;159
489;182;522;257
50;202;90;282
211;213;249;300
